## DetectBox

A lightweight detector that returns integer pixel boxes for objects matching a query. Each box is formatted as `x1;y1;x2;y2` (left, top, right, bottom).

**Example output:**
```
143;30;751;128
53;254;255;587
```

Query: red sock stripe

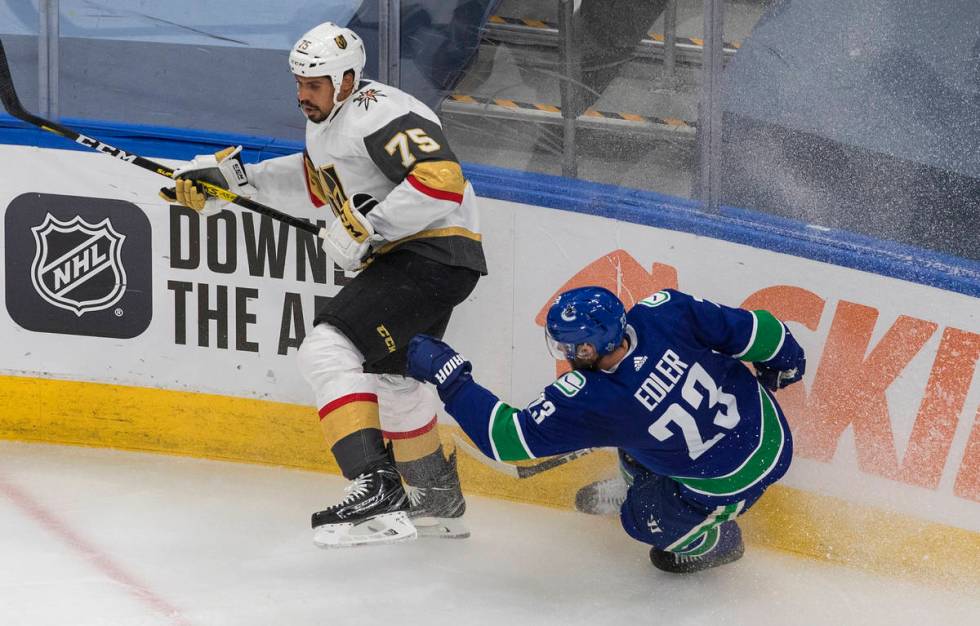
407;174;464;204
383;416;438;440
319;393;379;420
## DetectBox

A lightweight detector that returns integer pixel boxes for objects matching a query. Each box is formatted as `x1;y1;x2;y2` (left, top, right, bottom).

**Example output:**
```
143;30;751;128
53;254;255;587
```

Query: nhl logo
30;213;127;316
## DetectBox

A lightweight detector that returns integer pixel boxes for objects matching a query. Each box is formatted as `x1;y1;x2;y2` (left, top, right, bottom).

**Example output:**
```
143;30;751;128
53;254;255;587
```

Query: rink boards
0;144;977;586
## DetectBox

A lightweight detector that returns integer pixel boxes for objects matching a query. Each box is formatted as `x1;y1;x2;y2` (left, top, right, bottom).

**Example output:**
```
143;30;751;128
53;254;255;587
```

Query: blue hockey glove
407;334;473;400
754;325;806;391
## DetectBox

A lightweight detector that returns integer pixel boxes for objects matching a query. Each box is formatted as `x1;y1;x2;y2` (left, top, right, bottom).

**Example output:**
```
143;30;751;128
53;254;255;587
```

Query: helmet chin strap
321;72;358;122
302;83;353;126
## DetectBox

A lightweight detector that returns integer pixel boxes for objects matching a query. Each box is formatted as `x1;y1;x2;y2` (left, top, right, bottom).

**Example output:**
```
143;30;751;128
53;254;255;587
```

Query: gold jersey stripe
319;400;381;449
409;160;466;197
303;154;328;207
375;226;482;256
390;427;441;463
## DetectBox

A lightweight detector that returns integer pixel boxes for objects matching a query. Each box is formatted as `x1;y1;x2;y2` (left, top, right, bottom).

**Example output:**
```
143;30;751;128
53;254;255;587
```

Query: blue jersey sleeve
443;372;617;462
657;289;799;365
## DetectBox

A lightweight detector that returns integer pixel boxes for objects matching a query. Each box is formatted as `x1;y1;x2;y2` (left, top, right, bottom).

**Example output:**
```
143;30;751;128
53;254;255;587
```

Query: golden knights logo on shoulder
354;88;385;111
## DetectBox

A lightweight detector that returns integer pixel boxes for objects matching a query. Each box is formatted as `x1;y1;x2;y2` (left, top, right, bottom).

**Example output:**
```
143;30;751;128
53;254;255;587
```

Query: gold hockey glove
159;145;255;216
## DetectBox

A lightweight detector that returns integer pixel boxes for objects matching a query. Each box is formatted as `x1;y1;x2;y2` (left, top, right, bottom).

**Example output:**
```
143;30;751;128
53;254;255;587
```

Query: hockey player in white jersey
162;22;486;547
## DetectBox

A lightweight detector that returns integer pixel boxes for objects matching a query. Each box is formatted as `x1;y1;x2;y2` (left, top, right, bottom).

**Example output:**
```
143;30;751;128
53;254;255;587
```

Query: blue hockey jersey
443;289;800;502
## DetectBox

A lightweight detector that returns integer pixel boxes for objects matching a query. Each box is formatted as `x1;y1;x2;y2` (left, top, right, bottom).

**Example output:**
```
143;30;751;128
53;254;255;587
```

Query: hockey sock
332;428;391;479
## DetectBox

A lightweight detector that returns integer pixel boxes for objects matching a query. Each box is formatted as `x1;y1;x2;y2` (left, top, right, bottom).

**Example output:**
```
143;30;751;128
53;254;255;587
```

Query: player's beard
569;355;599;371
298;100;330;123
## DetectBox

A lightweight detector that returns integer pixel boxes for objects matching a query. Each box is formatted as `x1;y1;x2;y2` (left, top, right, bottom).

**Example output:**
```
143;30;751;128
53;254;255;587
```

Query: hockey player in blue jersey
406;286;805;573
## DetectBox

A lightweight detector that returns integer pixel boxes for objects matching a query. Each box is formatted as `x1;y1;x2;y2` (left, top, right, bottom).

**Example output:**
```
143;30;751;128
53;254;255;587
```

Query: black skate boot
649;520;745;573
398;446;469;539
574;477;628;515
311;462;416;548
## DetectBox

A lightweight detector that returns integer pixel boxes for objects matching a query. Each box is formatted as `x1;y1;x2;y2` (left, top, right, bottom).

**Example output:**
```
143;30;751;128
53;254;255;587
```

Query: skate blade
574;498;625;516
412;516;470;539
313;511;418;549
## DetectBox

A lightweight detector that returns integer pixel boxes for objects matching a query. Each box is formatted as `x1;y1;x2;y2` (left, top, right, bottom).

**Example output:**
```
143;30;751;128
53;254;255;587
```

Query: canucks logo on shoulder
638;291;671;308
552;371;587;397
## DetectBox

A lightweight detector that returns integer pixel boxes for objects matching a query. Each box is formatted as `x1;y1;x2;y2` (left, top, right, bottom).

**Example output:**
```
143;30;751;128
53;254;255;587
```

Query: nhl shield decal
30;214;127;316
5;192;152;339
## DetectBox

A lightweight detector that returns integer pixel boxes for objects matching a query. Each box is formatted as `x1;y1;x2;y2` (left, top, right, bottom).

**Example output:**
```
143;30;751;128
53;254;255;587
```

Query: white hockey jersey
245;80;486;274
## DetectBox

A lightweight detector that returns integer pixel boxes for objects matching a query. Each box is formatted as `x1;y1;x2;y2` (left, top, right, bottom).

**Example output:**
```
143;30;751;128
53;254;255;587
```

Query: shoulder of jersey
547;368;599;403
630;289;683;314
342;80;431;134
628;289;691;329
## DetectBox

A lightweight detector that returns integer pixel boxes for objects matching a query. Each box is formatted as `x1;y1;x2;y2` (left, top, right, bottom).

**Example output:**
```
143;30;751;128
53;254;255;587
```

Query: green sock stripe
668;503;740;552
489;402;534;462
673;388;784;496
737;310;785;362
677;527;720;557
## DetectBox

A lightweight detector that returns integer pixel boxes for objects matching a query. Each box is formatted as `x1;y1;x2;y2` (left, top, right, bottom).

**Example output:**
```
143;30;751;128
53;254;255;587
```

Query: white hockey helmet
289;22;366;105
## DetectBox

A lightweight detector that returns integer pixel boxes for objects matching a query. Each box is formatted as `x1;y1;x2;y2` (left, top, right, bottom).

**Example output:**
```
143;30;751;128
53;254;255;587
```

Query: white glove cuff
321;208;376;271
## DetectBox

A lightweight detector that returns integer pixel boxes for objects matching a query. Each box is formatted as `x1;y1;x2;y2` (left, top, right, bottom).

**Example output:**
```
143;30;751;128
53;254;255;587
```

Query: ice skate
649;521;744;573
311;463;417;548
574;477;628;515
400;447;470;539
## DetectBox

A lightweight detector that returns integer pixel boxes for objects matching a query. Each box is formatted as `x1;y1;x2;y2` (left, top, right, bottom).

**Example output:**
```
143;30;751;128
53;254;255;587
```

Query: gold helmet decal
334;34;348;49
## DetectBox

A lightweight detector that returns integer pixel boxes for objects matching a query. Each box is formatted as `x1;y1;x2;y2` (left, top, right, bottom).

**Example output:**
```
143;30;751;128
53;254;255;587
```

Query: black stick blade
0;38;28;118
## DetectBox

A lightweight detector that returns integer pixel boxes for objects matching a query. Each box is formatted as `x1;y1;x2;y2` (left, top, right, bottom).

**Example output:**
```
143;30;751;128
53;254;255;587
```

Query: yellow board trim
0;374;976;588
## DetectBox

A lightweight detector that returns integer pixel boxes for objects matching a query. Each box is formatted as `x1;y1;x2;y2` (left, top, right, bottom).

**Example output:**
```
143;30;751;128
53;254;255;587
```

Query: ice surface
0;441;974;626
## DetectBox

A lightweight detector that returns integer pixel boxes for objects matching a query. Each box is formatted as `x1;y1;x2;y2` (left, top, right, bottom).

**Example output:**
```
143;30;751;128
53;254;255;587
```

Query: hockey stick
451;434;594;479
0;38;321;237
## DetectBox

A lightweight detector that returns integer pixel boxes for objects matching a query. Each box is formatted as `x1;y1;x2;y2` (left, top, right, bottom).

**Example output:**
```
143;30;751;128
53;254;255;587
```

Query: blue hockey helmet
545;286;627;360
